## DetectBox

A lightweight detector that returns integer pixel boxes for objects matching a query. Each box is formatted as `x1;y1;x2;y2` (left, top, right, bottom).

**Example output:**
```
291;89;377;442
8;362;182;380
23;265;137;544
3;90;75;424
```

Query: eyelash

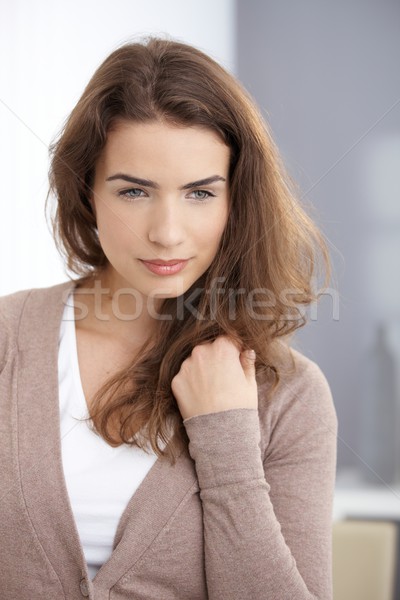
117;188;216;202
117;188;145;200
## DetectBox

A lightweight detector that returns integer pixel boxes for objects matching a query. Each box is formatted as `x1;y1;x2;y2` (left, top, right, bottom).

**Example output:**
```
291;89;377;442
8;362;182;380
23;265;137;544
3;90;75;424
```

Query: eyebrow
105;173;226;190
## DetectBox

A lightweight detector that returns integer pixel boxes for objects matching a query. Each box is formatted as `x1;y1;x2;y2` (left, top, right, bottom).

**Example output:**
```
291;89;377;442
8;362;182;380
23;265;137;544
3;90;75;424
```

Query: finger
240;349;257;378
215;335;242;353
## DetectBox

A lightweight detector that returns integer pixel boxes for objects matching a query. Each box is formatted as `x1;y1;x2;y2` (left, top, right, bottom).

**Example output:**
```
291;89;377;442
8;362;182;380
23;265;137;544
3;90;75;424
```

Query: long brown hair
46;36;331;464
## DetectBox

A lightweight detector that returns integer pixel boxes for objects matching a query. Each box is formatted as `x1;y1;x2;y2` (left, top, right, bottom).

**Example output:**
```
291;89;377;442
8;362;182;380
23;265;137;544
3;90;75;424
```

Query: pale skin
77;119;257;420
171;336;258;420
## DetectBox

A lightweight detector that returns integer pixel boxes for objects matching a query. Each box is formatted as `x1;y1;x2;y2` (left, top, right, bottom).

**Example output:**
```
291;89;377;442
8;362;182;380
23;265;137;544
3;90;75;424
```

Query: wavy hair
46;36;331;464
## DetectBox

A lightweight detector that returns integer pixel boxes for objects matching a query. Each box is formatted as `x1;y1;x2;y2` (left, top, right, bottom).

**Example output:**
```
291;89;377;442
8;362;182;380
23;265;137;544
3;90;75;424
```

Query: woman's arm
0;289;31;373
0;301;11;373
182;359;337;600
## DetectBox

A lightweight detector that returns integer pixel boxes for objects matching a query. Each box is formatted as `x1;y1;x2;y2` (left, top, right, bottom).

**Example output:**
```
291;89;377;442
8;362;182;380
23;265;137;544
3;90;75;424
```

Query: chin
148;285;191;300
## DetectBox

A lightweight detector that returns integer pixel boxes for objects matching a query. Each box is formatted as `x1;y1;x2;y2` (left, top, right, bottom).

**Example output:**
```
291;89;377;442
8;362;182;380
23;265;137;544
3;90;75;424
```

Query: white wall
0;0;235;296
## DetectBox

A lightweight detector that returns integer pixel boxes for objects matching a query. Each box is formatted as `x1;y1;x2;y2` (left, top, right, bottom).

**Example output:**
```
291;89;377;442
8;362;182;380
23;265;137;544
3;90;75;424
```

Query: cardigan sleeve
0;288;32;373
0;303;11;373
182;359;338;600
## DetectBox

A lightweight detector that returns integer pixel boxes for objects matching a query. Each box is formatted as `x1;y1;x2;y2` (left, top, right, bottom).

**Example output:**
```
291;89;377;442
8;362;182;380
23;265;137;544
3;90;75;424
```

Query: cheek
202;206;229;247
96;209;137;253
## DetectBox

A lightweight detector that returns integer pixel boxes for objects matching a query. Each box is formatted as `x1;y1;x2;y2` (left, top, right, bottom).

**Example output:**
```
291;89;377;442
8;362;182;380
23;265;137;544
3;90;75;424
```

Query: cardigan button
80;578;90;597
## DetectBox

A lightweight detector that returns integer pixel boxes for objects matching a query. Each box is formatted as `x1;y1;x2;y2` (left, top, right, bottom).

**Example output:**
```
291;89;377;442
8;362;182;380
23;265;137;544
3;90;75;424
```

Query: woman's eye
189;190;215;201
118;188;146;200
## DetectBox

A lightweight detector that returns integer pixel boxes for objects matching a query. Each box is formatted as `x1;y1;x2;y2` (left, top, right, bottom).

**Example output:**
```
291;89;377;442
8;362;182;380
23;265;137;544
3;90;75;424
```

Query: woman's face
90;120;230;303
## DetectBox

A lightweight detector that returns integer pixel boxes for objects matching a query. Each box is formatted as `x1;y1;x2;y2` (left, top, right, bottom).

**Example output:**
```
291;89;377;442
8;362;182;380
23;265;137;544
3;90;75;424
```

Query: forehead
97;120;230;175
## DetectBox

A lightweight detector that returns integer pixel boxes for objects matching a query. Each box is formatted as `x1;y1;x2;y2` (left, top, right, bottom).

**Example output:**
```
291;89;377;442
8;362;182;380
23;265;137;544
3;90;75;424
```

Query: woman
0;37;338;599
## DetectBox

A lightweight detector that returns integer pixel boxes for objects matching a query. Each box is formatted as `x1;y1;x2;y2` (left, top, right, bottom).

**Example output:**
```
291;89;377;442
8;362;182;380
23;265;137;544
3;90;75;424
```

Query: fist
171;335;258;421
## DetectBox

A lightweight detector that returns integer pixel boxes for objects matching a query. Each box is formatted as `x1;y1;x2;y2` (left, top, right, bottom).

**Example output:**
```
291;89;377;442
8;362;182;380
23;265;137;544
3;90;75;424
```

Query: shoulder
0;286;35;329
0;279;77;319
0;287;33;369
257;341;338;460
0;280;77;369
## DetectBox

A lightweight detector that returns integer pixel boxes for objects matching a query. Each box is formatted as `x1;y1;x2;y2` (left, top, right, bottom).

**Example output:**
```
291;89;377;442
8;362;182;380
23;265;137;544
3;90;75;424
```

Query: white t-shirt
58;291;163;580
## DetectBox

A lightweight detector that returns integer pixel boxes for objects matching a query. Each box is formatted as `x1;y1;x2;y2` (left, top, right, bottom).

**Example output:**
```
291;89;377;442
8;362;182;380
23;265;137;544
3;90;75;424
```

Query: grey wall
236;0;400;475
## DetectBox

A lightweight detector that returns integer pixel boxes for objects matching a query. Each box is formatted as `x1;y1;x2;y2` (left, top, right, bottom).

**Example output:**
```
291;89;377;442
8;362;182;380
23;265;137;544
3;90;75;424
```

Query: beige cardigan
0;279;338;600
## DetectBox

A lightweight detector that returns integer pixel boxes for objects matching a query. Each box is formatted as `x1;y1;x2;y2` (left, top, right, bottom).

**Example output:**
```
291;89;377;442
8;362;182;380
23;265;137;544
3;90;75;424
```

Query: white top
58;291;162;580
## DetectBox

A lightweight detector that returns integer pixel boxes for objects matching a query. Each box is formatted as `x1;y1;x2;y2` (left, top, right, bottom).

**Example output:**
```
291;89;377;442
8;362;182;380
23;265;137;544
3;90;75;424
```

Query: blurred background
1;1;400;596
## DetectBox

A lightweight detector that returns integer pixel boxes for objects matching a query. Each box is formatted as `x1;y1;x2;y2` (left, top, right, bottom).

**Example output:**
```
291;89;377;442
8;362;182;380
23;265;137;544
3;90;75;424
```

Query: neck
73;270;160;350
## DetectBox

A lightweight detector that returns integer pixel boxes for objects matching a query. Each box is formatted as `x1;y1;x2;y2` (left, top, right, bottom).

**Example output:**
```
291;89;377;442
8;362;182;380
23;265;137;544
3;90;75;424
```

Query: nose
147;199;185;248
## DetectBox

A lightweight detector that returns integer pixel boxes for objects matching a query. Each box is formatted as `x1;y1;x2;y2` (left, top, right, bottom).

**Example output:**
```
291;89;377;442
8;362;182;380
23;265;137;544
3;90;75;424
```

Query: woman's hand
171;335;258;420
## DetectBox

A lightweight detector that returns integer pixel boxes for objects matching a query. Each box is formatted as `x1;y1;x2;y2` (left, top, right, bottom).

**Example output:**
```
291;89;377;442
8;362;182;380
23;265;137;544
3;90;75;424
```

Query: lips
141;259;188;265
139;258;190;276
